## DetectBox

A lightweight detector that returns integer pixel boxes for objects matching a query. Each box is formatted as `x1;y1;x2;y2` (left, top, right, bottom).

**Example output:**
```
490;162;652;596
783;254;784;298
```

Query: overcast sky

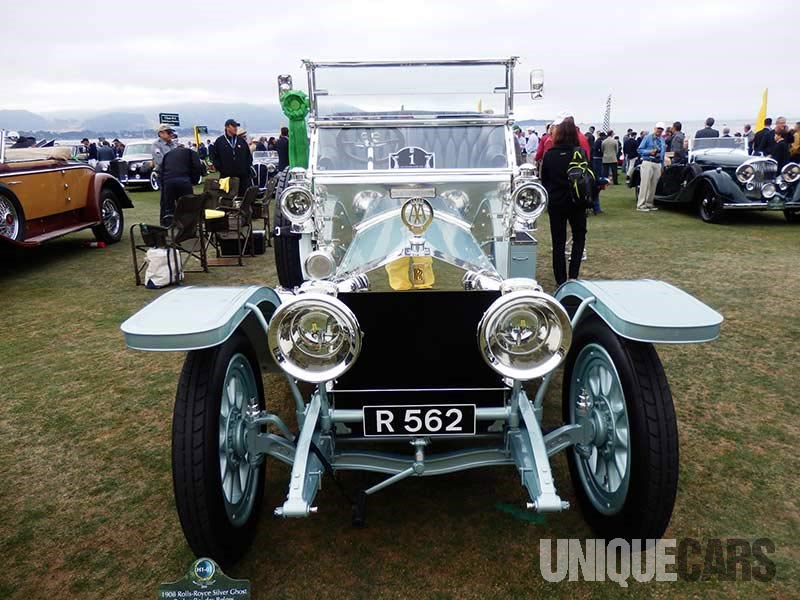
0;0;796;123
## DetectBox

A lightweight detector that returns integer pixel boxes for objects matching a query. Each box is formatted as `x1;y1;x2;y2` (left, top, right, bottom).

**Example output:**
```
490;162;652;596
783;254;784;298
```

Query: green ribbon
280;90;310;169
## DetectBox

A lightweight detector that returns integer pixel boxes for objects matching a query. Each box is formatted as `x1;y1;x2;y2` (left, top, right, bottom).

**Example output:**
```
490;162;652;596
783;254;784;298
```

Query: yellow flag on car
385;256;435;290
755;88;768;132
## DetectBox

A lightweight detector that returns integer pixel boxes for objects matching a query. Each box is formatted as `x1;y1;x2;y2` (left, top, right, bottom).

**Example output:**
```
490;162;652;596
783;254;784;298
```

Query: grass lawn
0;179;798;599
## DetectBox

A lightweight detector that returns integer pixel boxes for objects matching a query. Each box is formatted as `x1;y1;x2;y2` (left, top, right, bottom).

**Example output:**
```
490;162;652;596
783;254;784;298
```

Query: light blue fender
120;286;281;355
556;279;723;343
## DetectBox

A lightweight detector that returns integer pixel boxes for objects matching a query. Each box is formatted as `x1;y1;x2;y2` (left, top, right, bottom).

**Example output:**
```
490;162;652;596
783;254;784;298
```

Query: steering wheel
335;128;405;166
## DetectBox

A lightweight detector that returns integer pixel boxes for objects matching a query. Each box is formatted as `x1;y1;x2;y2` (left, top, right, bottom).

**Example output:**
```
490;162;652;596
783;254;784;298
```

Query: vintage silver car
122;59;723;566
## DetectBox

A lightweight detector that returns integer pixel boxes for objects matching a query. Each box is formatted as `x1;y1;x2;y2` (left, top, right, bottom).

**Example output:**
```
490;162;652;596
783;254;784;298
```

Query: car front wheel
172;332;266;567
0;193;25;241
698;183;724;223
784;209;800;224
562;316;678;541
150;171;160;192
92;189;124;244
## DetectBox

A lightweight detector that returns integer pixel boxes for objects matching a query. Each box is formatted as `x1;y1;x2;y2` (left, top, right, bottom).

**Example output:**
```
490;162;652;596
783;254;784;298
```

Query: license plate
363;404;476;437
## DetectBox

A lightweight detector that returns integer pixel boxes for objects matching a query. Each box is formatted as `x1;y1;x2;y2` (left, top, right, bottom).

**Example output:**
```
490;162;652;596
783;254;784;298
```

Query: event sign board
159;113;181;127
158;558;250;599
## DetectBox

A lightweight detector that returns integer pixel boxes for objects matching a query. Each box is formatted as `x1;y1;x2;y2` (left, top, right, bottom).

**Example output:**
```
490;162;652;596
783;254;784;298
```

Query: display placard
159;113;181;127
158;558;250;599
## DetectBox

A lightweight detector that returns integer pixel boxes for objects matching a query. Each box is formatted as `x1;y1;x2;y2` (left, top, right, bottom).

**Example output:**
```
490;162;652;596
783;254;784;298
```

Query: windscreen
314;64;509;117
124;143;151;155
690;137;747;152
316;125;509;171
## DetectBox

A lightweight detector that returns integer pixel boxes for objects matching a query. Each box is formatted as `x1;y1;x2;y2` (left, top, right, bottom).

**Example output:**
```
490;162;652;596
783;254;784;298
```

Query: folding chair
130;194;208;286
206;186;258;267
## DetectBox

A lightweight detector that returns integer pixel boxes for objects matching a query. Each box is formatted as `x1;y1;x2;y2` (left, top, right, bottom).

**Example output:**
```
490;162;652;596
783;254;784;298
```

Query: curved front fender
121;286;281;357
696;170;747;203
556;279;723;344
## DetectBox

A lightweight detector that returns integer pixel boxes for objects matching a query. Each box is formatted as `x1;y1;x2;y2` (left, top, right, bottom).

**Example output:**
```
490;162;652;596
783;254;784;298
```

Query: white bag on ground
144;248;183;288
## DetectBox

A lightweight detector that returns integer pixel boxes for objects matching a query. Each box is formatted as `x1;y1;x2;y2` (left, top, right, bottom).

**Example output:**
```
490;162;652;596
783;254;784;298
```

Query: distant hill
1;102;359;138
0;110;51;131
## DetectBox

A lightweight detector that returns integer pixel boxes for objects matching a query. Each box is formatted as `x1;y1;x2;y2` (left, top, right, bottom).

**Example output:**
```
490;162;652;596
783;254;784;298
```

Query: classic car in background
119;141;158;191
122;59;722;566
629;137;800;223
251;150;280;196
0;130;132;247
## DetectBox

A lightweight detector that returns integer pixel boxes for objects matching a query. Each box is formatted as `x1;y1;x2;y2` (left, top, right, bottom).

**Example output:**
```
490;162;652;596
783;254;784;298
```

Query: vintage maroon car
0;138;132;248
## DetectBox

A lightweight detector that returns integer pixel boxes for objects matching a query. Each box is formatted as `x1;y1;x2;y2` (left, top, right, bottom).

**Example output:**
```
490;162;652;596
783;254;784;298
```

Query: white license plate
362;404;476;437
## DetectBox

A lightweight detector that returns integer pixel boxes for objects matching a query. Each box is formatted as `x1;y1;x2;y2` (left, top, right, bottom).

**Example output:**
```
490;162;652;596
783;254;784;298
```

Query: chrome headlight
304;250;336;280
762;182;777;199
267;163;277;173
280;186;314;223
267;294;362;383
477;290;571;380
736;163;756;184
781;162;800;184
512;182;547;220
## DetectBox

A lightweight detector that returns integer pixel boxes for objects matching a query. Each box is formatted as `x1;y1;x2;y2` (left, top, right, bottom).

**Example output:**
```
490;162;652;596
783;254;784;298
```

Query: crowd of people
531;112;799;285
152;119;291;225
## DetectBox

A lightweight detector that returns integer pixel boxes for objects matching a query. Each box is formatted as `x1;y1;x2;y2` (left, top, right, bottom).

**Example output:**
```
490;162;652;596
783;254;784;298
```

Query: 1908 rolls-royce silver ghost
121;59;723;566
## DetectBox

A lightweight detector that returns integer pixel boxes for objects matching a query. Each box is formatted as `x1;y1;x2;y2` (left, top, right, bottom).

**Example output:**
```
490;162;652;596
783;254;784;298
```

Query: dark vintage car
0;133;132;248
629;137;800;223
119;141;158;191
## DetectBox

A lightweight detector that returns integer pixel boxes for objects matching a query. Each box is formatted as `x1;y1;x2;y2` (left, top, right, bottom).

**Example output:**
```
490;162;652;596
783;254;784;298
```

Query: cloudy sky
0;0;795;123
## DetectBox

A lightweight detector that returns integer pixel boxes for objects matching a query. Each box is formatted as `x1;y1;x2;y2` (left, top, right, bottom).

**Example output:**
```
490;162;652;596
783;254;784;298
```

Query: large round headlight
781;162;800;184
280;187;314;223
762;182;777;199
736;163;756;184
512;182;548;220
477;290;571;380
267;294;362;383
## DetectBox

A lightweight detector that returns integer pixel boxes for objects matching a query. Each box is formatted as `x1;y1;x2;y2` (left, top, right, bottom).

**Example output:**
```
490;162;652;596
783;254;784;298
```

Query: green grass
1;180;798;599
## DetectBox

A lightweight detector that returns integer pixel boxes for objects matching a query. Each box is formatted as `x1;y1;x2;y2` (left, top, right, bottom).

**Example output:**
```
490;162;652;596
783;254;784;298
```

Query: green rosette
280;90;310;169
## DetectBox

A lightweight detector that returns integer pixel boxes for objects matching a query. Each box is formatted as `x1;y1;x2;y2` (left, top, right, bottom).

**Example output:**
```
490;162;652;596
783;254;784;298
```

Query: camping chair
130;194;208;286
206;186;258;267
252;190;272;247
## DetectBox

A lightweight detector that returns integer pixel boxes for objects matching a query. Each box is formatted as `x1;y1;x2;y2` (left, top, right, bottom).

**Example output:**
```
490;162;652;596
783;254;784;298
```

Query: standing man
82;138;98;167
275;126;290;172
585;126;596;159
743;124;755;153
160;143;202;226
623;131;639;178
670;121;687;164
636;122;666;212
525;129;539;163
212;118;253;193
152;125;177;224
601;130;619;185
752;118;773;155
695;117;719;139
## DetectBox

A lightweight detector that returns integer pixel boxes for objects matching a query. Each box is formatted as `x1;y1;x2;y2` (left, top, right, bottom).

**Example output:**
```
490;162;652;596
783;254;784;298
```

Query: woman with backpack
540;116;592;287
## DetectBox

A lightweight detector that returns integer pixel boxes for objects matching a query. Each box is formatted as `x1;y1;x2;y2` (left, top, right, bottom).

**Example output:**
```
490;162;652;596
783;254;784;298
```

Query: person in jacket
212;118;253;193
695;117;719;139
636;122;666;212
275;127;290;172
159;144;202;226
670;121;687;164
623;131;639;178
601;130;619;185
752;118;773;155
540;117;590;286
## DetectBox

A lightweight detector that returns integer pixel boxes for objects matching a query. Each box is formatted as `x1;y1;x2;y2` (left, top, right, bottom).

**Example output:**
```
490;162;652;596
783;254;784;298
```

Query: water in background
575;118;798;137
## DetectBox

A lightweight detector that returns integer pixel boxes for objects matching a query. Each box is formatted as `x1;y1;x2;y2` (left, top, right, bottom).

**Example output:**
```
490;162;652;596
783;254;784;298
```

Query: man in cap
212;118;253;193
636;122;666;212
152;125;178;225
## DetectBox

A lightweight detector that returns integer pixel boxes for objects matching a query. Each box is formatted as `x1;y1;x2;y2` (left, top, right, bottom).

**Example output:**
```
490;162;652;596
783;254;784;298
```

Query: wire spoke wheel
101;197;121;238
0;195;21;240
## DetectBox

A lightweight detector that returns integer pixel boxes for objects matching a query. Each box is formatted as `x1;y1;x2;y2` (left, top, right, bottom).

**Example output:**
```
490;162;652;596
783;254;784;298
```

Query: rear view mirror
530;69;544;99
277;74;293;100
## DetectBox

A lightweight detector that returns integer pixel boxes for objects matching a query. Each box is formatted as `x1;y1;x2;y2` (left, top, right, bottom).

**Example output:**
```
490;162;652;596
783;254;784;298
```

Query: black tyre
562;316;678;540
273;167;303;288
0;192;25;241
91;188;124;244
172;332;266;567
150;171;160;192
784;209;800;224
697;182;724;223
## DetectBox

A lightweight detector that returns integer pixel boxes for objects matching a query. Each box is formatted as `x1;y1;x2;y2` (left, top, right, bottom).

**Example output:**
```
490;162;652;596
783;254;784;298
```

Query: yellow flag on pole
755;88;768;131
